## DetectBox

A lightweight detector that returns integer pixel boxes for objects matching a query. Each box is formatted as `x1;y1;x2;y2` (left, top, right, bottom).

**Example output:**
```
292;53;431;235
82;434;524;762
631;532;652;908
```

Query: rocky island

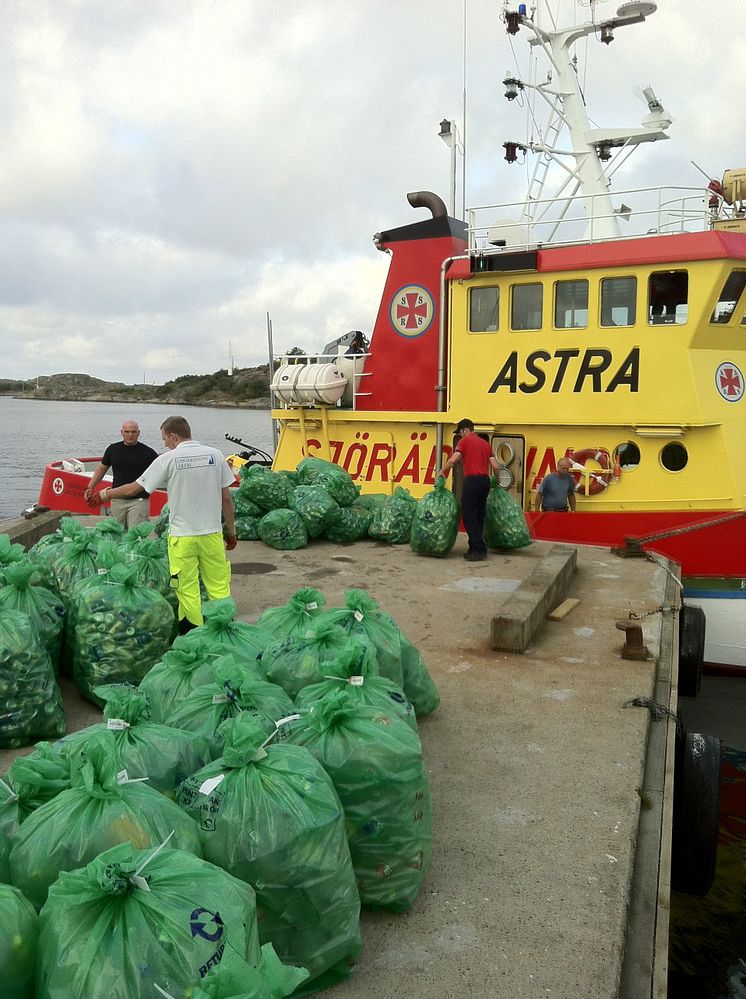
0;368;271;409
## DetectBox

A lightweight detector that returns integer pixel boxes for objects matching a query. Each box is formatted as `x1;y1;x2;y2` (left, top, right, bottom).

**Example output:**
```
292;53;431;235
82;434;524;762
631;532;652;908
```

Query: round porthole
615;441;640;469
497;466;514;489
494;441;515;465
661;442;688;472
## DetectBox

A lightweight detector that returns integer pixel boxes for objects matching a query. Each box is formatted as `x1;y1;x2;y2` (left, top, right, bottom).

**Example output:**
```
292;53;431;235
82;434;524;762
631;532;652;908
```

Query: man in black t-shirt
84;420;159;527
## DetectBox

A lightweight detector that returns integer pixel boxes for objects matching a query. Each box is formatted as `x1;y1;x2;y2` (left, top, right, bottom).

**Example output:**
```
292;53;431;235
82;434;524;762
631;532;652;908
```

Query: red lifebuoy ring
570;448;614;495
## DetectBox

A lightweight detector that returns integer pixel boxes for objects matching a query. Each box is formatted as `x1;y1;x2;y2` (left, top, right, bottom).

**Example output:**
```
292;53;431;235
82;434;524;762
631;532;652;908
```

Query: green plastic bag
71;562;175;705
61;539;124;677
239;466;294;512
296;457;359;507
0;564;65;672
235;514;261;541
0;883;37;999
164;660;295;760
409;477;460;557
116;521;152;552
36;841;261;999
139;640;221;723
9;734;202;909
177;714;361;994
368;486;417;544
153;503;170;537
175;598;273;664
90;517;127;542
399;634;440;715
258;510;308;550
48;524;100;609
0;608;65;749
287;690;432;912
26;517;83;591
317;589;404;687
323;504;373;543
0;777;20;882
485;479;532;549
232;488;264;520
353;493;388;511
190;944;309;999
295;644;418;733
257;588;326;639
54;684;211;798
0;536;26;575
259;620;357;700
4;743;72;822
291;485;339;538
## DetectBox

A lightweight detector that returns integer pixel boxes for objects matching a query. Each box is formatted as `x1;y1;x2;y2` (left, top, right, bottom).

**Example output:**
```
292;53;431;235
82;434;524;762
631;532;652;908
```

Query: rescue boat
267;1;746;668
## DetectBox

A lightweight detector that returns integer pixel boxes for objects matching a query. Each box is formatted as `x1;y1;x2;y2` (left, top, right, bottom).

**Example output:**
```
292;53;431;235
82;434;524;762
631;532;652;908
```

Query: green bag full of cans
0;563;65;673
258;509;308;551
291;485;339;538
296;457;359;507
177;713;361;995
0;608;65;750
139;638;221;723
238;465;294;512
54;683;211;799
176;597;273;665
409;477;460;557
164;660;295;761
368;486;417;545
257;587;326;639
35;841;261;999
323;503;373;543
287;689;432;913
71;562;175;705
0;883;37;999
259;620;356;700
295;644;418;734
9;734;202;910
484;479;532;549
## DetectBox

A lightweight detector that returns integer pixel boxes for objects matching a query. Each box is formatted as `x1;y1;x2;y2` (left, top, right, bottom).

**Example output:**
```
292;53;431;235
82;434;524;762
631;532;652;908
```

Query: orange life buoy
569;448;615;495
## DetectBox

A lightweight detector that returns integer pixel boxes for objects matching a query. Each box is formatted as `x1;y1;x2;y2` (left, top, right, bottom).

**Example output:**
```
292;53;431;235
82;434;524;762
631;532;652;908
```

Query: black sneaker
463;552;487;561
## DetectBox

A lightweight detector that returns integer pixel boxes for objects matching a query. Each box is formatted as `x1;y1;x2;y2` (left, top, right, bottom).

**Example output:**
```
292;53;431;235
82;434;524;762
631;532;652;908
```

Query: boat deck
0;516;678;998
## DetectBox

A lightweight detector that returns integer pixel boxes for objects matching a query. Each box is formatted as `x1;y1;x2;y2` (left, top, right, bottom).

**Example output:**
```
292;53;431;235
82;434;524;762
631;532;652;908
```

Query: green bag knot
95;682;150;725
99;859;139;896
218;713;269;767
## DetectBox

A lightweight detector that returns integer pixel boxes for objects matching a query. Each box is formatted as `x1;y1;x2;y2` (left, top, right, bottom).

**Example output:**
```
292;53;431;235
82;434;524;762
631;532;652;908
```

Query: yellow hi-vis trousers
167;533;232;626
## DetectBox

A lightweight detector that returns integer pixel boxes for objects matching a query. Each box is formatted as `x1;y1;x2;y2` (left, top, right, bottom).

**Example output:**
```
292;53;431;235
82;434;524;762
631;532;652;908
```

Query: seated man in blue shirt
537;457;576;512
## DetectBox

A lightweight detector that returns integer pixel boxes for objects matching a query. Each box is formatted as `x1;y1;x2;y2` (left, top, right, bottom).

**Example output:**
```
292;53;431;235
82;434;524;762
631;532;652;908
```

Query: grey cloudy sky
1;0;743;384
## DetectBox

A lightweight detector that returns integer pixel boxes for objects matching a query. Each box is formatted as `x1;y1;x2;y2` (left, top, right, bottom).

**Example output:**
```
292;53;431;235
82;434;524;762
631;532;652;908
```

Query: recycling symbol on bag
190;908;224;942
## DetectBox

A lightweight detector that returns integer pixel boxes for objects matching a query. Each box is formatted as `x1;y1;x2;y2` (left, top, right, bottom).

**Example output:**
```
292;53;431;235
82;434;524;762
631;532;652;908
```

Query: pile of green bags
178;714;361;994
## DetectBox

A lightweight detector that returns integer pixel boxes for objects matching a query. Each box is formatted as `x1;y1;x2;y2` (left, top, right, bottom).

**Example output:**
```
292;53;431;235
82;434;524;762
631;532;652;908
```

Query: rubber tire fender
671;729;721;896
678;603;705;698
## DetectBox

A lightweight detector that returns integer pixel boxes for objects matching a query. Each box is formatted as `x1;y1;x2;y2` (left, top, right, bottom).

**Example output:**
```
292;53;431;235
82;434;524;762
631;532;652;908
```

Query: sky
1;0;743;385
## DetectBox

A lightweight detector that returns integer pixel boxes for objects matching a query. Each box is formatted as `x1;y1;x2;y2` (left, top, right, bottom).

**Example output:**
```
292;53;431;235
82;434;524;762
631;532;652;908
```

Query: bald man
84;420;159;527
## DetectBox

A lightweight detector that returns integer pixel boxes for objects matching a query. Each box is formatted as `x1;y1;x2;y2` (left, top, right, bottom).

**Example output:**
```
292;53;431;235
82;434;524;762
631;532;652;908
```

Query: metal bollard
616;620;649;660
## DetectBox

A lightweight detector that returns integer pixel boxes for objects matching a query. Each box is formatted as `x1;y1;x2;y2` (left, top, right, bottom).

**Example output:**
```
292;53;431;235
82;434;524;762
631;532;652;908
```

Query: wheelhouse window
648;270;688;325
511;283;543;331
554;279;588;329
469;286;499;332
601;276;636;327
710;270;746;324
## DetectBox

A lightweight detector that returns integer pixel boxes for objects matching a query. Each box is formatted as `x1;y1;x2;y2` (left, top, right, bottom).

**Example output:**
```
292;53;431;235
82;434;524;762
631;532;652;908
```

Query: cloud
0;0;742;383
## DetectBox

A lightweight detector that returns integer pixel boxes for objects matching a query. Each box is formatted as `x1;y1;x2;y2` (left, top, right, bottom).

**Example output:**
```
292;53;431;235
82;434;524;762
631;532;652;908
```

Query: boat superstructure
268;1;746;665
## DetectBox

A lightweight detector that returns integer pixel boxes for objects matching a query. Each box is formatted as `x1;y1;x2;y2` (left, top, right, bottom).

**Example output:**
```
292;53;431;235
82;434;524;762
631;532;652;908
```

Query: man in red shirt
438;419;501;561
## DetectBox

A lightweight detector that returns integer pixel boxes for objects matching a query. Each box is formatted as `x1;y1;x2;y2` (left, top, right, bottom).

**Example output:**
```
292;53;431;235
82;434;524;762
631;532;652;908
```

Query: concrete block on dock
490;544;577;652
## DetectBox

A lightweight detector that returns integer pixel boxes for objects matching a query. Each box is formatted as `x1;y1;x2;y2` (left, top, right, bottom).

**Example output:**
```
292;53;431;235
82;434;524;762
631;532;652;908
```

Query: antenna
228;340;234;376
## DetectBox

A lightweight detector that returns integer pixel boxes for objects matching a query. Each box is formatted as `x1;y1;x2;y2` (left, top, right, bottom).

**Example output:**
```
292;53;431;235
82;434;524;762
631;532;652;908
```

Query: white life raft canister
271;363;348;406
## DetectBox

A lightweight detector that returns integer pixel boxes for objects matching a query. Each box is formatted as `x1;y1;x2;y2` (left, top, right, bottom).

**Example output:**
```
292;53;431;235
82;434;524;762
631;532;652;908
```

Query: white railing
271;351;371;411
467;185;712;253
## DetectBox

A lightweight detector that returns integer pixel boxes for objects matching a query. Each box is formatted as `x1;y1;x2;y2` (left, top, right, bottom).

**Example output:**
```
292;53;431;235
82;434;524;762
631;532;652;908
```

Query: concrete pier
0;521;678;998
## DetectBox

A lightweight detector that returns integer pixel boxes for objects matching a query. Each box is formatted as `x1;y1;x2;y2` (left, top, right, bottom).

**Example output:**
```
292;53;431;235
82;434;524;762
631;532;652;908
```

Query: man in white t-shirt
90;415;237;633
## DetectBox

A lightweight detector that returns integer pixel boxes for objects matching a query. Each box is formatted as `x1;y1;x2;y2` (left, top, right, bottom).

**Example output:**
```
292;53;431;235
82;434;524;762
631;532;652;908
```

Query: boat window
469;287;499;332
554;279;588;329
660;442;688;472
648;271;688;325
601;277;637;327
511;283;543;331
710;270;746;324
615;441;640;469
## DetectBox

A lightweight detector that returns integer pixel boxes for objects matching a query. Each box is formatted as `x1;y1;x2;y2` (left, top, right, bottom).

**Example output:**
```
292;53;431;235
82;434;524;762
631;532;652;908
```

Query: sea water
0;397;274;520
